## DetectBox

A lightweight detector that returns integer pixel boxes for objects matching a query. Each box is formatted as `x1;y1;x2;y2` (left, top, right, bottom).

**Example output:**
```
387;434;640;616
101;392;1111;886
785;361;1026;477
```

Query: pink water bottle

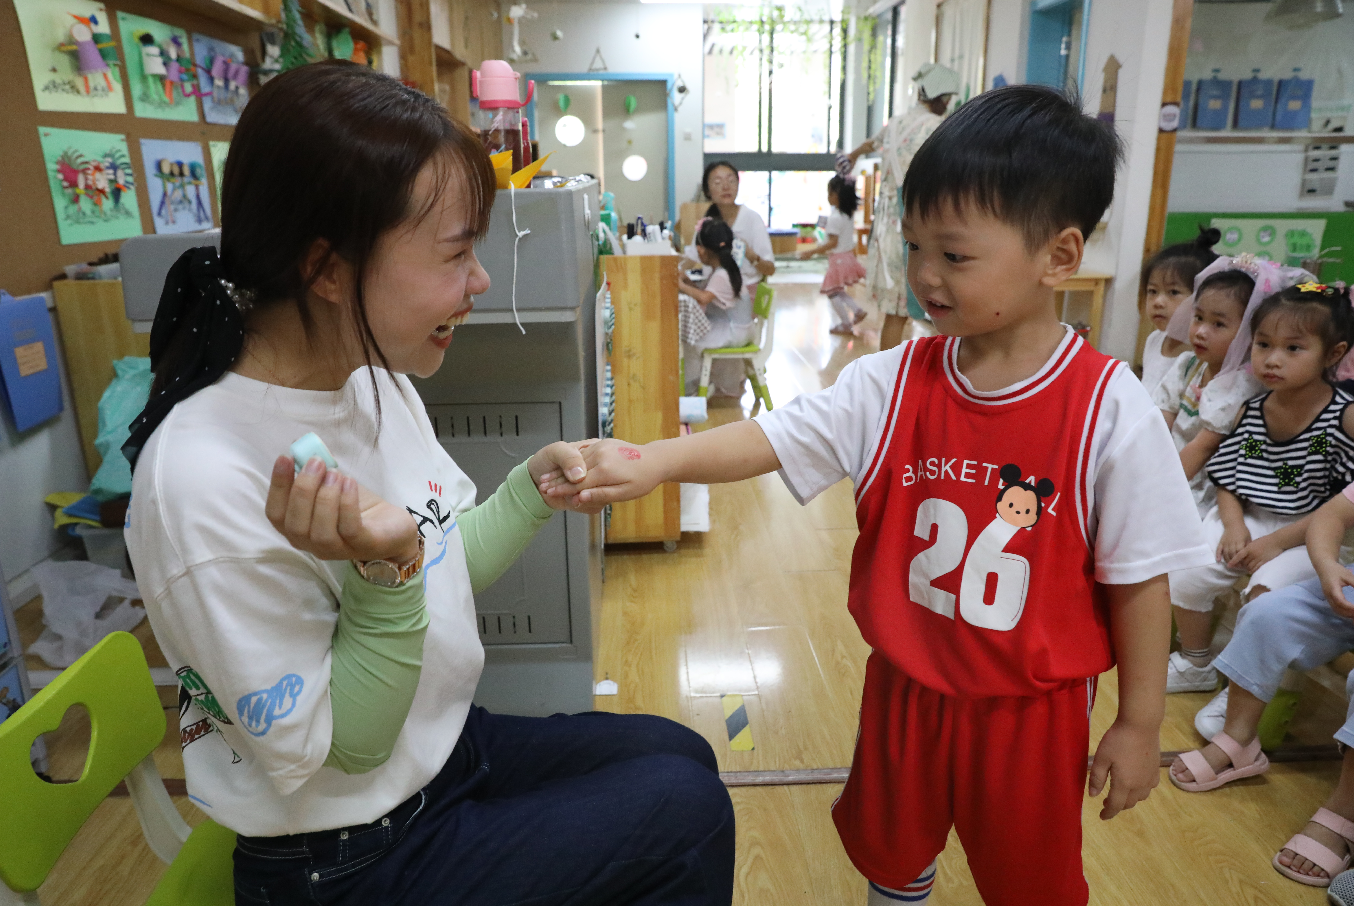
472;60;535;172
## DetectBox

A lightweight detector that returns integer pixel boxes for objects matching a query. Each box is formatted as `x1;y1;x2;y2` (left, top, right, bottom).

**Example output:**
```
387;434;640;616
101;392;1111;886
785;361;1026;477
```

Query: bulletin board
1164;212;1354;286
0;0;251;297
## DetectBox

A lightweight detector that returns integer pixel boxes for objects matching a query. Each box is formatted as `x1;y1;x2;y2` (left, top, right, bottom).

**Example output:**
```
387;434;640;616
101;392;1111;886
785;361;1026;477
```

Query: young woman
122;62;733;906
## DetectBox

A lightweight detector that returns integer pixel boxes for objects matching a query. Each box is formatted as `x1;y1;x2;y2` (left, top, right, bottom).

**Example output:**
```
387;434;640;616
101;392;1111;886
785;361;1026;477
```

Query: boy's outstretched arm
540;420;781;508
1088;574;1169;820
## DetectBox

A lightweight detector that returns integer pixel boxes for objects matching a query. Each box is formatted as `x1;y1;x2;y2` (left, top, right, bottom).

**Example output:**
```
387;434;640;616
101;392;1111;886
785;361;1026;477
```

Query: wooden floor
14;266;1352;904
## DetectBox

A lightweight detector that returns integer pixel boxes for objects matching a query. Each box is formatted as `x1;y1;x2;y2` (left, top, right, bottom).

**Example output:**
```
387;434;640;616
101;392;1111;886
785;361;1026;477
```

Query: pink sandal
1168;731;1269;792
1274;808;1354;887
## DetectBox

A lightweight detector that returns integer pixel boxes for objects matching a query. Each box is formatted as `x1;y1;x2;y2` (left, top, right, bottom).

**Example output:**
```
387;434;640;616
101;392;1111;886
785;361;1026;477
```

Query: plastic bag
90;357;152;502
26;560;144;668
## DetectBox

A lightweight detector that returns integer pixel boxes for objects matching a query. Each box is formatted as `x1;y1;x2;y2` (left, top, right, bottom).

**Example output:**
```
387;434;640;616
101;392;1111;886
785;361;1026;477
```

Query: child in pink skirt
799;175;868;335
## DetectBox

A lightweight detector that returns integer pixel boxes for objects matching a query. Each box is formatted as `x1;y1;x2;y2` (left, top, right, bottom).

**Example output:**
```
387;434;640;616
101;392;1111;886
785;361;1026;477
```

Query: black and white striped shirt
1207;388;1354;515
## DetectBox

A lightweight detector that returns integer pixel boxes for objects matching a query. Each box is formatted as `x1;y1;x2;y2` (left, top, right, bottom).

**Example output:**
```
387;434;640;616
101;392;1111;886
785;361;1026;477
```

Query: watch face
364;560;402;588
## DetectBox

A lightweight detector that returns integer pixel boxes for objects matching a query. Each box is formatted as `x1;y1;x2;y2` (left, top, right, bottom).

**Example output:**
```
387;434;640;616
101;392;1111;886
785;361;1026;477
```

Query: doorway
529;74;676;224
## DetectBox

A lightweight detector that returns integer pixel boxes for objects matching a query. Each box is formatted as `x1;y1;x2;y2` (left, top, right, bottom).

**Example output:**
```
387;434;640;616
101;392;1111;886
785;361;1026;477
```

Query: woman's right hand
265;456;420;564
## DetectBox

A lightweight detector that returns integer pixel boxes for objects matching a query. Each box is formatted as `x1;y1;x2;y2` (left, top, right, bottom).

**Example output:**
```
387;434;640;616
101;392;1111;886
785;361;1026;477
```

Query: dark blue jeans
232;707;735;905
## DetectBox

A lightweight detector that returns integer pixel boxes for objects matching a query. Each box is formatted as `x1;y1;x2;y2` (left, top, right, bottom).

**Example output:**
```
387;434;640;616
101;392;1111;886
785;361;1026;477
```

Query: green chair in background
0;631;235;906
698;281;776;415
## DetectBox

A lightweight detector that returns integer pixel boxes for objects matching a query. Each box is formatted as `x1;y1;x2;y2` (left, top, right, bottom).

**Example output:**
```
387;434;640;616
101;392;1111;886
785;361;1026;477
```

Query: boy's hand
265;456;419;564
1226;534;1284;573
527;441;594;512
539;439;666;509
1316;560;1354;619
1088;719;1160;820
1216;526;1252;564
795;248;812;260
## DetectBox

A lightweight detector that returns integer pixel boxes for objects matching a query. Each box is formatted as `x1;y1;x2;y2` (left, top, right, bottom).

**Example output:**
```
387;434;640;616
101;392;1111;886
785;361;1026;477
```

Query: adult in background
685;161;774;395
847;63;959;350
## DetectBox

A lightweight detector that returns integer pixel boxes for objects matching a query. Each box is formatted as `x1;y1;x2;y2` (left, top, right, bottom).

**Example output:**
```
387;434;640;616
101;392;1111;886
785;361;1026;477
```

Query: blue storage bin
1236;69;1275;129
0;662;24;725
1196;69;1234;131
1180;79;1194;128
1275;67;1314;130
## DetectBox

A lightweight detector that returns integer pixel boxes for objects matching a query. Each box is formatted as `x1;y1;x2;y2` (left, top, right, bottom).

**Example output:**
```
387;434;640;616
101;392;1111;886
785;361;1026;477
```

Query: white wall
982;0;1175;363
984;0;1023;89
511;1;704;212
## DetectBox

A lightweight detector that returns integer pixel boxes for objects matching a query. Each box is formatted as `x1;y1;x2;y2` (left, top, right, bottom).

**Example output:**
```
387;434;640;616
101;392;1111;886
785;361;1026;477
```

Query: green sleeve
324;562;429;774
322;462;553;774
460;460;556;594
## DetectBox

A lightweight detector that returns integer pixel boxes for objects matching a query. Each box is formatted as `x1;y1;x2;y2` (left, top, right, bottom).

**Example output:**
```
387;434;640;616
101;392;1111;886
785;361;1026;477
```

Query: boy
542;85;1212;906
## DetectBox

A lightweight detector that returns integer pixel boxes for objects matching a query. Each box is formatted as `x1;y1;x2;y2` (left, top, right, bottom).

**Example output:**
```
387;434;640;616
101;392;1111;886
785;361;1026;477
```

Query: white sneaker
1167;651;1219;693
1194;686;1229;739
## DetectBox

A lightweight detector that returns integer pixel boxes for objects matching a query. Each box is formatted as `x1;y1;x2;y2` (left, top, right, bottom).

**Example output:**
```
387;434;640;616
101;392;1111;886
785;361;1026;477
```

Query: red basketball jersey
850;334;1125;697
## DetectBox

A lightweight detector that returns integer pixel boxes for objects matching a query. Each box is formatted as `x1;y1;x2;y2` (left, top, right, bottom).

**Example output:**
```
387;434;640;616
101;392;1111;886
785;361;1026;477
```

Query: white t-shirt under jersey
753;328;1212;585
125;369;482;837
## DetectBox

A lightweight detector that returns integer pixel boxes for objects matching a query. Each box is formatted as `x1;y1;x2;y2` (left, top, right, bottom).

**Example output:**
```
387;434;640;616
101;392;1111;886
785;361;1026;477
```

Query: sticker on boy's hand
237;674;304;736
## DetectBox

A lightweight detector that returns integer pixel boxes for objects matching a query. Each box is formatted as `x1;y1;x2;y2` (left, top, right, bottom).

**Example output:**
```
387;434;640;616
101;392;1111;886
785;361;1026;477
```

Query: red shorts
833;653;1096;906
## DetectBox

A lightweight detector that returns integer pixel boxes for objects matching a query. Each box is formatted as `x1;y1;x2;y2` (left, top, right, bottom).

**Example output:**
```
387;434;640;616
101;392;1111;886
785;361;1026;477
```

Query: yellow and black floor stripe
721;693;754;751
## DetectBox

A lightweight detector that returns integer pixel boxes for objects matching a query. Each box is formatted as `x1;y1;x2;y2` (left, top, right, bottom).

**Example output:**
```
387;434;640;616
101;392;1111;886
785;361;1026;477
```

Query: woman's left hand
1226;534;1285;573
266;457;420;564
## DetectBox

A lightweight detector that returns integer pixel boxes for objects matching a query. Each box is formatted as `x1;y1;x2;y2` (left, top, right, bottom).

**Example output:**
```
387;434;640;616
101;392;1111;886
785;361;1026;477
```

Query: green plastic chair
697;281;776;415
0;631;236;905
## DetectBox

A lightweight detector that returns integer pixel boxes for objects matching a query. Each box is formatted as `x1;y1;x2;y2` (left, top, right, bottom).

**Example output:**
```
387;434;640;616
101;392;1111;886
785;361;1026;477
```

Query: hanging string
509;180;530;335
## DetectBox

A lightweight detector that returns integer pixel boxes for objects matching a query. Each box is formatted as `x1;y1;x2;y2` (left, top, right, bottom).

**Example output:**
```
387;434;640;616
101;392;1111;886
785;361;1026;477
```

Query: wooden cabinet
50;281;151;476
601;255;681;546
398;0;502;123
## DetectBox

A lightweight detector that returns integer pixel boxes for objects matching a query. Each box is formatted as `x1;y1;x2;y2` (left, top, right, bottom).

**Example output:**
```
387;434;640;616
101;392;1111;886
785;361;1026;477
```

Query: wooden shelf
302;0;401;46
161;0;276;32
1177;130;1354;145
435;43;465;66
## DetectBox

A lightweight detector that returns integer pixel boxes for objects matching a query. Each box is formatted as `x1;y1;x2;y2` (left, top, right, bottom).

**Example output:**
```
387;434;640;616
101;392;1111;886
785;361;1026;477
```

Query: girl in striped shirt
1168;280;1354;695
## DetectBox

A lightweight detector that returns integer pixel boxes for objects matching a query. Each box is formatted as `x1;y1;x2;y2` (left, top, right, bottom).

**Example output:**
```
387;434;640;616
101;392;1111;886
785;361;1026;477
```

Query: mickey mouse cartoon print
958;464;1055;631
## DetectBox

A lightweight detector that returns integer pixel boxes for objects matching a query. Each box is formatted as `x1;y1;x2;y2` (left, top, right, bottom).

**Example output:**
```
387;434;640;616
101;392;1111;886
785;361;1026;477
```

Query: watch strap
355;535;424;587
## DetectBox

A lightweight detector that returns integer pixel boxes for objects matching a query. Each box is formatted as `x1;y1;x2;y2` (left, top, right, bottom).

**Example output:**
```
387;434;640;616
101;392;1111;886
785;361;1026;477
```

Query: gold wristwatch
354;536;424;588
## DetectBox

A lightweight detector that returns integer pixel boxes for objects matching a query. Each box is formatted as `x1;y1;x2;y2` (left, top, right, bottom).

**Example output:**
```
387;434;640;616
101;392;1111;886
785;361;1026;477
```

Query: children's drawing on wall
208;140;229;216
117;12;202;121
38;127;143;245
140;139;214;234
191;34;250;125
15;0;127;114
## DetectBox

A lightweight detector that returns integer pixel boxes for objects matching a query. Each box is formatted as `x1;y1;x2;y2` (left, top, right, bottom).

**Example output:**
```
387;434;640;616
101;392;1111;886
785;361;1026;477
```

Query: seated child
1168;279;1354;694
1152;260;1264;515
1140;227;1220;391
678;218;755;397
541;85;1212;906
798;174;868;335
1169;462;1354;889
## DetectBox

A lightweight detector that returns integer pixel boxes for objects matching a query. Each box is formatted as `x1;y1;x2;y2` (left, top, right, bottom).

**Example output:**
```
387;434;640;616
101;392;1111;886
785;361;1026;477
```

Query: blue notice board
1236;72;1275;129
1196;72;1235;130
1276;68;1315;130
0;292;63;432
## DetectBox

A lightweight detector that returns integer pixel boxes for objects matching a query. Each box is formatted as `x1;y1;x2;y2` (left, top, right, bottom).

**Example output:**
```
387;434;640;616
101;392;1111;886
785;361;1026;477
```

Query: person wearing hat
847;63;960;350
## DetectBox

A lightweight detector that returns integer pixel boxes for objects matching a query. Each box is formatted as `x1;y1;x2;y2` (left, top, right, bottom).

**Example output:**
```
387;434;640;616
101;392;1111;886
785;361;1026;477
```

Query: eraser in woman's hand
290;433;337;473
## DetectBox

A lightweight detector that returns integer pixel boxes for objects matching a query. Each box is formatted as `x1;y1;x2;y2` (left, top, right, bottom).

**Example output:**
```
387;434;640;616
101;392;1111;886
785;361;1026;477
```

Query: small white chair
697;282;775;415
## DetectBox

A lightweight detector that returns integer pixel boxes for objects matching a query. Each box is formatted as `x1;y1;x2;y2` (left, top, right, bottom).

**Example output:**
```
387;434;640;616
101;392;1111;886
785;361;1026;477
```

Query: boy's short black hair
902;85;1122;248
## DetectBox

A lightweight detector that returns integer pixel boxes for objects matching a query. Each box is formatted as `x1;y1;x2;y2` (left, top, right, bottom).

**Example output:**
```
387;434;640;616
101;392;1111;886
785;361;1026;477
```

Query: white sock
867;860;936;904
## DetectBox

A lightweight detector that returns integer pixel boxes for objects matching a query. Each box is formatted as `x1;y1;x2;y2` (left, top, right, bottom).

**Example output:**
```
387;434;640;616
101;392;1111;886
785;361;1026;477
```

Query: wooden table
1055;270;1112;350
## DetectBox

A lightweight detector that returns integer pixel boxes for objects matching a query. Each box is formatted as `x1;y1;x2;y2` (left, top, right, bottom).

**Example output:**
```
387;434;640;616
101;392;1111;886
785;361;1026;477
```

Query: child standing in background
1153;259;1265;516
541;86;1212;906
1140;227;1221;390
1168;278;1354;696
799;175;868;335
679;218;755;396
